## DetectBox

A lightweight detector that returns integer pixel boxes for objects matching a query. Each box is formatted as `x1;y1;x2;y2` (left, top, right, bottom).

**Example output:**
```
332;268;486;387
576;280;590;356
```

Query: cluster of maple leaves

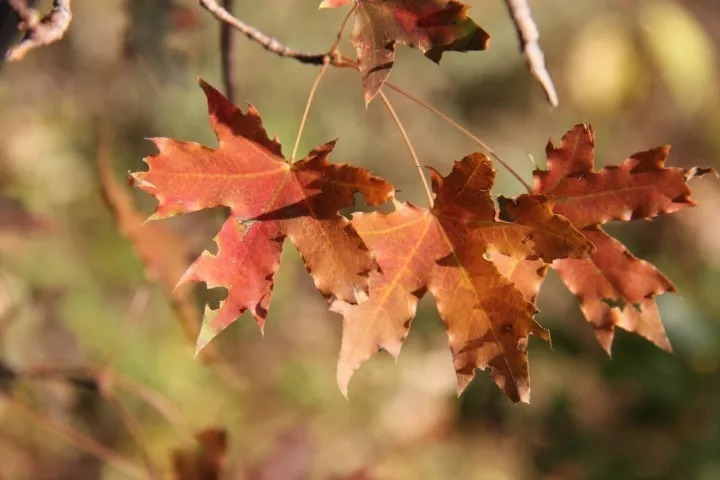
131;81;709;402
130;0;712;402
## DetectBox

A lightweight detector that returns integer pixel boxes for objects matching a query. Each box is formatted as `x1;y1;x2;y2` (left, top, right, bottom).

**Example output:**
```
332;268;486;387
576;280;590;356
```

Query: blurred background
0;0;719;478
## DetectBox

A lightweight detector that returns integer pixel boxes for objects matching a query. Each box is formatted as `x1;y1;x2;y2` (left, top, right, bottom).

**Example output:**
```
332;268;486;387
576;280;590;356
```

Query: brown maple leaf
131;80;393;352
495;125;714;354
320;0;490;104
331;153;593;402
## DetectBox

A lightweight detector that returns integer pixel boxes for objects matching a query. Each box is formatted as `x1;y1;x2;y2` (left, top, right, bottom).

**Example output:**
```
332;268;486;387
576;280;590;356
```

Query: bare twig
19;364;197;446
503;0;558;107
101;388;160;479
6;0;72;62
0;390;147;480
112;375;196;445
378;90;434;207
384;81;532;193
102;287;152;374
220;0;237;103
198;0;356;68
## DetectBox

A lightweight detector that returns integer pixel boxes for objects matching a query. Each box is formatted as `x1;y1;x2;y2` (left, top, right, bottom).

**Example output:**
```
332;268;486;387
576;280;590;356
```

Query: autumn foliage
320;0;490;102
132;80;711;402
132;81;393;352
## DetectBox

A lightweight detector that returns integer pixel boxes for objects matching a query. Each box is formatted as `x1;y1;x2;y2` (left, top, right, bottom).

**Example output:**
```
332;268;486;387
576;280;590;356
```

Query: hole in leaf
601;297;627;311
204;286;229;310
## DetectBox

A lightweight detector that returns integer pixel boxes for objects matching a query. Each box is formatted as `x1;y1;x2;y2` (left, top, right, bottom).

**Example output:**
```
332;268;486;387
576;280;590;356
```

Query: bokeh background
0;0;719;478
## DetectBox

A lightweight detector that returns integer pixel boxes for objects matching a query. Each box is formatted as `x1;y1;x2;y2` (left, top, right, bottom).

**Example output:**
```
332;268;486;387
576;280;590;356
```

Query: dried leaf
496;125;714;353
332;154;592;402
321;0;490;103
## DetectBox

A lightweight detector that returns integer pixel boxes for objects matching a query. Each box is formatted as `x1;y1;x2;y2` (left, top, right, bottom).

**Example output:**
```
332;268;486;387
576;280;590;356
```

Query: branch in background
220;0;237;103
503;0;559;107
101;390;159;479
198;0;356;68
0;388;147;480
6;0;72;62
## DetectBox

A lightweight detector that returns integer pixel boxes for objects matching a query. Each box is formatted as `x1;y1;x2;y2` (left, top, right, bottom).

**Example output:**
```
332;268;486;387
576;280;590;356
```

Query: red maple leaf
321;0;490;103
131;81;393;352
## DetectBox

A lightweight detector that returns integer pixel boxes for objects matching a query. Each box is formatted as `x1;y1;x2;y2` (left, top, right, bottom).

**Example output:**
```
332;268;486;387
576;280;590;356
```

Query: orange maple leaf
495;125;714;354
331;154;593;402
131;81;393;352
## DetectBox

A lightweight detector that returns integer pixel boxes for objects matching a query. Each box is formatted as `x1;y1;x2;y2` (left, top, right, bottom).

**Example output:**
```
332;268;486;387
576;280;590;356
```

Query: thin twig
384;81;532;193
6;0;72;62
290;60;330;162
220;0;237;103
503;0;558;107
0;390;147;480
101;388;160;479
198;0;355;68
113;375;196;445
102;286;152;375
378;90;434;207
19;364;197;446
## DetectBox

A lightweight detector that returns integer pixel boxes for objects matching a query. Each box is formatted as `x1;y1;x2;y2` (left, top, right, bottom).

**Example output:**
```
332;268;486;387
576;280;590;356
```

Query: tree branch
0;389;147;480
198;0;355;68
6;0;72;62
503;0;558;107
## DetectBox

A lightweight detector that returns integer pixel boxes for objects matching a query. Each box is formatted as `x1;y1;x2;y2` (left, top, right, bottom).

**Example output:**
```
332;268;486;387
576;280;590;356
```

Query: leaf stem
378;90;434;207
384;81;532;193
290;60;331;162
289;3;355;163
330;3;356;53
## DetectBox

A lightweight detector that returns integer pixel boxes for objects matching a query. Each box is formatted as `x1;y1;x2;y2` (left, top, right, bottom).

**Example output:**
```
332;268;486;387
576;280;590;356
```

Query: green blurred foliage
0;0;719;479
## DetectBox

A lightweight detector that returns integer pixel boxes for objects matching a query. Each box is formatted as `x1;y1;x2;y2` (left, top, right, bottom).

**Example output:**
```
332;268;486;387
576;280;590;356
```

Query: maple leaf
320;0;490;103
331;153;593;402
495;125;714;354
131;80;393;352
